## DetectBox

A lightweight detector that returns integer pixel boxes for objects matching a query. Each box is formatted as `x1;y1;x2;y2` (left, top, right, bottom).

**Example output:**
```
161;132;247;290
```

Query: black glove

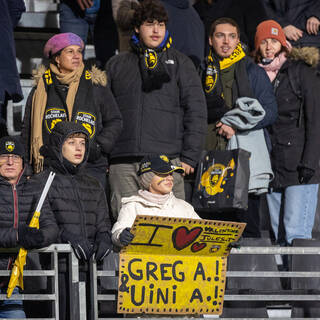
119;228;134;246
88;141;102;162
61;230;94;261
298;166;315;184
18;225;44;250
228;241;241;250
94;232;112;261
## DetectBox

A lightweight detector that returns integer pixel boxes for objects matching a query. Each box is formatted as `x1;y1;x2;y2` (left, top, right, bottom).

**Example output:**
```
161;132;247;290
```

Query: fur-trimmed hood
289;47;320;68
32;64;107;86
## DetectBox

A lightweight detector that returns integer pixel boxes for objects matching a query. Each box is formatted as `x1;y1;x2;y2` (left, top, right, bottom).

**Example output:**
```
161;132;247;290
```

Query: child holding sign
112;155;201;248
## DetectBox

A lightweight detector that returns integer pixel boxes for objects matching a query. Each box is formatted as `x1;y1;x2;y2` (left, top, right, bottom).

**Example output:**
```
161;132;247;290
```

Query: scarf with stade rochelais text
130;31;172;92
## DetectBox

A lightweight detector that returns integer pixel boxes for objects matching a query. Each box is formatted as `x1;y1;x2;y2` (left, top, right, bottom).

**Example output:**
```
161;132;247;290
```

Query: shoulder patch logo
75;112;96;138
5;141;15;152
45;108;67;133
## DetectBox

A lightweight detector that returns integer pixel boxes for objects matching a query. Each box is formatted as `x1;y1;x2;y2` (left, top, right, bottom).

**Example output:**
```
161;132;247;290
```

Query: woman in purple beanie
21;32;122;189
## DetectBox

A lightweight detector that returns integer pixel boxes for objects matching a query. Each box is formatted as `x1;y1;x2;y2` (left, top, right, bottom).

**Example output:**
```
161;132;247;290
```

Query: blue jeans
267;184;319;244
0;287;26;318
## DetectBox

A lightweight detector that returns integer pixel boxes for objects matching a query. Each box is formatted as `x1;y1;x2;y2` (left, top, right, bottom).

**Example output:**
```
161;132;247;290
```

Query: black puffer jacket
268;48;320;188
36;122;112;243
106;48;207;168
0;166;58;271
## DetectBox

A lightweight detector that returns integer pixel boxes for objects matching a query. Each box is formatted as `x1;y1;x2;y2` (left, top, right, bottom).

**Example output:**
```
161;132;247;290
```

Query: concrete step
17;11;59;29
24;0;58;12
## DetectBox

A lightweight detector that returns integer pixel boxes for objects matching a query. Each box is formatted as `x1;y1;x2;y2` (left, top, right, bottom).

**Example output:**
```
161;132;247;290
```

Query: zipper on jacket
12;168;24;230
72;176;88;239
12;184;19;229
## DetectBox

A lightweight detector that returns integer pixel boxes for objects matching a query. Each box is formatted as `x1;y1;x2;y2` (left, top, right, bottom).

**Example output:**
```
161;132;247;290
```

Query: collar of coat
32;63;107;87
289;46;319;68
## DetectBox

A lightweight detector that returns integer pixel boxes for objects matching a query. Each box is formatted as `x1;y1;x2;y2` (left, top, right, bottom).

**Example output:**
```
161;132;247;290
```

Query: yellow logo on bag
200;159;235;196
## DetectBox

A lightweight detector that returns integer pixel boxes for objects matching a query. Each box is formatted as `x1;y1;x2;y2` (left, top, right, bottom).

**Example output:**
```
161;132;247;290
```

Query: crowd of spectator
0;0;320;318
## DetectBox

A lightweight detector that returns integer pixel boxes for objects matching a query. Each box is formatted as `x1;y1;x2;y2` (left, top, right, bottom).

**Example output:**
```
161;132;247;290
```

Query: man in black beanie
0;136;58;318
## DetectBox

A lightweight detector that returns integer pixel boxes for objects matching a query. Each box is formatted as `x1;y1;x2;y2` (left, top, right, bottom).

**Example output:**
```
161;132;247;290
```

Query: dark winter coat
193;0;267;52
36;122;112;245
0;0;25;103
106;47;207;168
200;56;278;129
21;64;122;171
0;166;58;272
268;48;320;188
262;0;320;47
161;0;205;67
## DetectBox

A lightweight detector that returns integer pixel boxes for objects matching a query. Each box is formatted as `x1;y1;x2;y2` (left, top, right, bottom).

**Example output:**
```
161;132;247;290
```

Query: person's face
0;154;23;185
149;173;174;195
62;137;86;165
259;38;282;60
55;45;83;73
209;23;240;58
135;20;166;49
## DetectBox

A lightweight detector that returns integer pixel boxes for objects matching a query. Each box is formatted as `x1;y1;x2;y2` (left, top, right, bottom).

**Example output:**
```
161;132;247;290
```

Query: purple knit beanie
43;33;84;58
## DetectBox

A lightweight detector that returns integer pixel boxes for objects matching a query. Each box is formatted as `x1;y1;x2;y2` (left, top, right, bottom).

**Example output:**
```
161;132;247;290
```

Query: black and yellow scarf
204;42;246;95
130;31;172;92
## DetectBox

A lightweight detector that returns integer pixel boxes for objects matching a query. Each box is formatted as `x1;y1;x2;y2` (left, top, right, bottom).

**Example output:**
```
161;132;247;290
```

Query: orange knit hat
255;20;287;51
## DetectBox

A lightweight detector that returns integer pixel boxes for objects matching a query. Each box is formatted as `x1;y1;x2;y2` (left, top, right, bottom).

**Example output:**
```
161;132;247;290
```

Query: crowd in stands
0;0;320;318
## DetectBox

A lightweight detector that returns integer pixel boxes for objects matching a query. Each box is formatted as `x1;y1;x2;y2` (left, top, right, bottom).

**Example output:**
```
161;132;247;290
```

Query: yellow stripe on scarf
219;43;246;70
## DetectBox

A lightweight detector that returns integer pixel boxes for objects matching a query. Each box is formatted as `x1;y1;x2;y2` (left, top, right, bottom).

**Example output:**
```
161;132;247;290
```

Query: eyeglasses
0;154;22;163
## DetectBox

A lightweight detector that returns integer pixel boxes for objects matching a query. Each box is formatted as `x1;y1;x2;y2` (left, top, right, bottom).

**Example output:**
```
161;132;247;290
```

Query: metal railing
91;246;320;320
0;244;84;320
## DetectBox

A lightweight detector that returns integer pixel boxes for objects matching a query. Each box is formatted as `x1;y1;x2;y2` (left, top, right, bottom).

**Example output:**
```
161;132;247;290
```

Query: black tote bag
192;149;250;212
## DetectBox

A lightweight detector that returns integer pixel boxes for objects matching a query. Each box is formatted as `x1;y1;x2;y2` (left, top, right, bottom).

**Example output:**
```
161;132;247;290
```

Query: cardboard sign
118;216;245;315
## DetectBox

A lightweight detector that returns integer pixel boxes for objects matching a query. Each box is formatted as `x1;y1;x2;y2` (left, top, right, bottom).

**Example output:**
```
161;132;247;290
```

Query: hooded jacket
112;192;200;247
0;165;58;275
21;63;123;170
35;122;112;245
161;0;205;67
267;47;320;188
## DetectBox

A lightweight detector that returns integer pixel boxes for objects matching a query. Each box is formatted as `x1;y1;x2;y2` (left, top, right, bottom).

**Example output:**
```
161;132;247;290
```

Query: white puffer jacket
111;192;200;247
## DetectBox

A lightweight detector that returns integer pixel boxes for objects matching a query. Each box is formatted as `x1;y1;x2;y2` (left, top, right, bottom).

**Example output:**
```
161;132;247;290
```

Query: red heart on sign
191;242;206;252
172;226;202;251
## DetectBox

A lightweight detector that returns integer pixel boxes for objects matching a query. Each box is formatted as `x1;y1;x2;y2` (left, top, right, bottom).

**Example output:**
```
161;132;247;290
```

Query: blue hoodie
161;0;205;67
